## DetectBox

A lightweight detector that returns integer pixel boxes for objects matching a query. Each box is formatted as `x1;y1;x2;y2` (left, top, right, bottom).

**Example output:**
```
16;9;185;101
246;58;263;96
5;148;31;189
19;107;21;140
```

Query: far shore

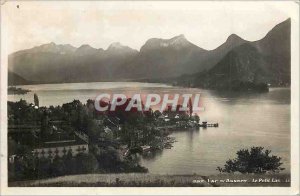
9;79;290;89
7;86;30;95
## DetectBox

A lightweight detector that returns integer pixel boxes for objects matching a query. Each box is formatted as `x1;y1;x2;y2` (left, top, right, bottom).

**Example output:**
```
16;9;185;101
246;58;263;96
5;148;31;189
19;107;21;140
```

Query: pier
198;122;219;128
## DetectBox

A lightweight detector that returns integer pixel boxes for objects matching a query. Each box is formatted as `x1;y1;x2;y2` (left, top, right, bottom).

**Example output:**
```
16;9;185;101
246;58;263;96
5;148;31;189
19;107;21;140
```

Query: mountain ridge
8;18;290;87
173;19;291;89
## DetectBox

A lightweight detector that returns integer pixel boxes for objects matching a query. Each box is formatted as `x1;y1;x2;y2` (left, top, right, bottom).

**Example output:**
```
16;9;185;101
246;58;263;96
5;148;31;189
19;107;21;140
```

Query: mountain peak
31;42;77;54
226;34;243;42
171;34;186;40
78;44;94;49
106;42;138;55
39;42;56;48
75;44;98;55
107;42;125;50
168;34;190;47
141;34;194;52
47;42;56;46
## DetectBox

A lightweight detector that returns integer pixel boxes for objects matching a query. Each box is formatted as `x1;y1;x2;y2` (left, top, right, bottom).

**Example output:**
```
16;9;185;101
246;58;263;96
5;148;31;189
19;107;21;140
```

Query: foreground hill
9;173;290;187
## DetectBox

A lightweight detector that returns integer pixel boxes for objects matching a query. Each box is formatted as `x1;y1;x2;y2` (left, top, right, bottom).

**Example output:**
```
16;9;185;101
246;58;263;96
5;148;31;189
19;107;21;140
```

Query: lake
8;82;290;175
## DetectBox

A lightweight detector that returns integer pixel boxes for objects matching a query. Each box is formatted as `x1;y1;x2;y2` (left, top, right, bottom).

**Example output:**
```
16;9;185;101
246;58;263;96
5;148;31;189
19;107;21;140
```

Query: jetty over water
199;122;219;128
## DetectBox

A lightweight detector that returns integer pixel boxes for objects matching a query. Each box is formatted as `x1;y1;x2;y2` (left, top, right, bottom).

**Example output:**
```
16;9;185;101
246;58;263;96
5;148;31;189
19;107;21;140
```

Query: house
158;114;165;121
33;134;89;159
8;155;17;164
141;145;151;153
119;144;129;160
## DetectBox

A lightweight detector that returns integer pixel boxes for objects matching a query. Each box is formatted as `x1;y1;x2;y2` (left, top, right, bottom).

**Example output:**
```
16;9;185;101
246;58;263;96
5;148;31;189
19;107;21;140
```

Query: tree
50;156;66;176
217;147;284;174
36;157;51;178
34;93;39;107
97;146;121;170
194;114;200;123
85;119;101;141
75;153;98;173
64;152;76;174
153;110;162;118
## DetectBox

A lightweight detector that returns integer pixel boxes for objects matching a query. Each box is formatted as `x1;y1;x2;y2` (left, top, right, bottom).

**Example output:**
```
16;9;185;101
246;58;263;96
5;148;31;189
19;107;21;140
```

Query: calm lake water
8;82;290;175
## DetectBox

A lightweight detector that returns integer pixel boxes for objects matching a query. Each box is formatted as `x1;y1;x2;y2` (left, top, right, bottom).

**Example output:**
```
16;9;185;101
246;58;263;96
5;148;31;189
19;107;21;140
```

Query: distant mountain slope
8;42;138;83
8;71;29;85
124;34;209;79
174;18;290;88
200;34;248;71
8;33;248;83
8;18;290;86
209;44;268;80
125;33;250;80
184;44;269;89
252;18;291;84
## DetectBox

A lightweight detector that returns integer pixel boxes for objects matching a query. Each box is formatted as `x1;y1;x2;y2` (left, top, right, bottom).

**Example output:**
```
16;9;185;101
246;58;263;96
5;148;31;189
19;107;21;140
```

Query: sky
2;1;294;54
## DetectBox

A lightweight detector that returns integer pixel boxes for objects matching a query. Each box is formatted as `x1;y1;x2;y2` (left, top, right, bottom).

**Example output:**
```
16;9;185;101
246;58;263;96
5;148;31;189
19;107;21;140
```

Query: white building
33;134;88;159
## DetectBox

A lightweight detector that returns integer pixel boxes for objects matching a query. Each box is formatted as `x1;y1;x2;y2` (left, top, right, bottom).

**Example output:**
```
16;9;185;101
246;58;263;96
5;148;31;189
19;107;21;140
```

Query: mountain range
8;18;290;87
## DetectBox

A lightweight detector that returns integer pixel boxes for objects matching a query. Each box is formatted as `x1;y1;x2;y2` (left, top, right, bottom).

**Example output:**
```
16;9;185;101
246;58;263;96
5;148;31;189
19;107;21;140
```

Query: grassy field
9;173;290;187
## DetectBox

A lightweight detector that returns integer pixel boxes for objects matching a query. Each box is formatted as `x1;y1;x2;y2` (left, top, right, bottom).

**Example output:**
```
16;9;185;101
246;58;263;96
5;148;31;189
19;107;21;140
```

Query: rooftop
35;134;88;148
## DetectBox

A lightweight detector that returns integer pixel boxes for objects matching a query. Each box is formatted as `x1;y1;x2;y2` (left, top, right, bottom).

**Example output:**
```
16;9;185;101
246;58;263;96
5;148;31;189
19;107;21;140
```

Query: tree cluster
217;147;284;174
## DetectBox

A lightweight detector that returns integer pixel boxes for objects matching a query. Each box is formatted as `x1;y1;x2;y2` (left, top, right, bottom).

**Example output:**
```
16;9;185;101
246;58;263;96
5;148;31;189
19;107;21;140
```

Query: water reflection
142;150;163;161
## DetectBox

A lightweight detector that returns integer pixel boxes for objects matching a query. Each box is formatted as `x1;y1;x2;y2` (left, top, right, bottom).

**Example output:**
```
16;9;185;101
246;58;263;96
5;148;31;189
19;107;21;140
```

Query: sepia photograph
0;1;299;195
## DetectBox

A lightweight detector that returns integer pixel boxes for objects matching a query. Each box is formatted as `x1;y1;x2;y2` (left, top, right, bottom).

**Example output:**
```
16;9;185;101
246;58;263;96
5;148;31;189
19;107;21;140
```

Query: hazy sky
2;1;294;54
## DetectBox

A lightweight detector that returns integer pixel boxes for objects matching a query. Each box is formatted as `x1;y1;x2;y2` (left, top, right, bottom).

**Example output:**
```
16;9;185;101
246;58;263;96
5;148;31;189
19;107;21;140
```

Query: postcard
0;1;299;195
